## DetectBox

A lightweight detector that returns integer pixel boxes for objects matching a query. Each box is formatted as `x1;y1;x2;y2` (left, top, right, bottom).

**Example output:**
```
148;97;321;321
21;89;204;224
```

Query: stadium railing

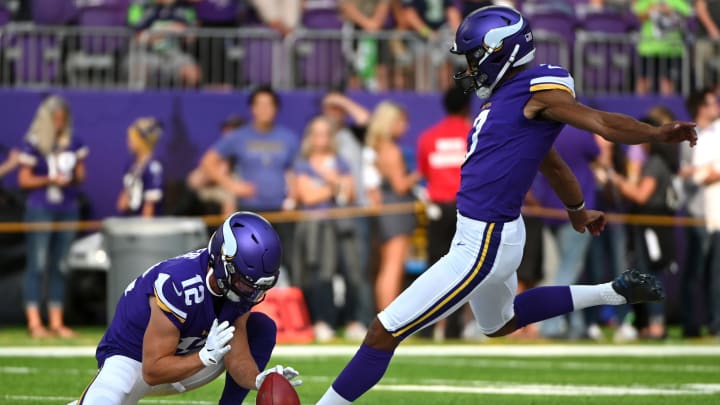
0;23;629;94
574;31;691;96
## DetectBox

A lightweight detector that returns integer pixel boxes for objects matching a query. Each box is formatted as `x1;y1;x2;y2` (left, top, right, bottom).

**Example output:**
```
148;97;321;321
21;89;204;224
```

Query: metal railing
0;23;702;94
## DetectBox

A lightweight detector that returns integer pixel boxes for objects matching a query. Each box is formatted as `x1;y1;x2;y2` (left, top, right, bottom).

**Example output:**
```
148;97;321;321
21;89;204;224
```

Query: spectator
610;121;680;339
338;0;392;90
459;1;500;18
536;126;600;340
633;0;691;95
17;95;88;338
627;105;676;183
364;101;421;311
684;88;720;338
186;114;244;217
292;116;369;342
402;0;462;90
249;0;301;36
117;117;164;217
128;0;201;88
320;92;375;330
694;0;720;89
200;85;299;273
0;145;19;180
415;85;471;340
511;185;544;339
586;135;635;341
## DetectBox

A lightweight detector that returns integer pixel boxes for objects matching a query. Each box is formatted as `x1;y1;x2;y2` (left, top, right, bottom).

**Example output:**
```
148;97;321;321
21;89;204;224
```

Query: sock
570;282;627;308
317;344;394;404
514;286;574;329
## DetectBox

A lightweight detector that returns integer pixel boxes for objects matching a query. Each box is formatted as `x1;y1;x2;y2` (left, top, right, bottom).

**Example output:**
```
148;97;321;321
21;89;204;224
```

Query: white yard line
373;383;720;396
2;344;720;357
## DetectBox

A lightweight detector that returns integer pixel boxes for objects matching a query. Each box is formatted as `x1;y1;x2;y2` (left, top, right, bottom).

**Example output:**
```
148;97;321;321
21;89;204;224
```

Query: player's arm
141;297;206;385
609;171;656;205
525;89;697;145
539;148;606;235
223;312;260;390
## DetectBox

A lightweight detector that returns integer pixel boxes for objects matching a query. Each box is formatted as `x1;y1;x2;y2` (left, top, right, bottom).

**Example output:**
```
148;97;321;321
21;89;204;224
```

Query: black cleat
611;269;665;304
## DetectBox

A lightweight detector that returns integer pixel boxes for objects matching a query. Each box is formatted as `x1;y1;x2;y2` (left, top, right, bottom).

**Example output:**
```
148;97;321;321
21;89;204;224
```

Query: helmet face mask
208;212;282;308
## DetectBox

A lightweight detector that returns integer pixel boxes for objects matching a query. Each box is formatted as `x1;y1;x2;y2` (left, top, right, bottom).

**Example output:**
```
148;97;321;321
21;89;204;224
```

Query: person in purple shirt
317;7;695;404
117;117;164;217
72;212;301;405
17;95;88;339
292;116;370;342
535;126;601;339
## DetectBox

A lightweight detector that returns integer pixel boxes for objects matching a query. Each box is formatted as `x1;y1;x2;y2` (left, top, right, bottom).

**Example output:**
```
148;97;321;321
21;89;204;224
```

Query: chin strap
475;44;520;99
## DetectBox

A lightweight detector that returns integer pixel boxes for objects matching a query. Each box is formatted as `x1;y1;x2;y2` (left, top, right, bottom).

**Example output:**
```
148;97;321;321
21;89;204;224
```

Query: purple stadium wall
0;89;691;220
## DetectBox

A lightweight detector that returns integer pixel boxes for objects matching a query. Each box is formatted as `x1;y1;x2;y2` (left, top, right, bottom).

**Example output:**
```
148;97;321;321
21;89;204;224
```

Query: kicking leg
485;269;665;337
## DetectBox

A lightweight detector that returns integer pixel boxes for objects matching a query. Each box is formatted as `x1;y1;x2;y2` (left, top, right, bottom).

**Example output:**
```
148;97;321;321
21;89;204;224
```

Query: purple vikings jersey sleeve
142;159;163;204
95;250;246;366
456;65;574;223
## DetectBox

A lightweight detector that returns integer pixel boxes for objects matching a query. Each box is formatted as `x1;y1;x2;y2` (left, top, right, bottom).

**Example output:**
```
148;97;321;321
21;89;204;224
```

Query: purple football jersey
96;249;247;366
121;157;163;216
18;137;88;212
457;64;575;222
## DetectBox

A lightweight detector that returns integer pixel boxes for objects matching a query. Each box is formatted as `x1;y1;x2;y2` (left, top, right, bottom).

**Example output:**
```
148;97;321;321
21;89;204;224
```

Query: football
256;372;301;405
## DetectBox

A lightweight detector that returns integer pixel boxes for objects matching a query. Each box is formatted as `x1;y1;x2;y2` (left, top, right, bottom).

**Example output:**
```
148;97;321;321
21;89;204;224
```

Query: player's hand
255;365;302;389
656;121;697;146
230;180;256;198
198;319;235;367
568;209;606;236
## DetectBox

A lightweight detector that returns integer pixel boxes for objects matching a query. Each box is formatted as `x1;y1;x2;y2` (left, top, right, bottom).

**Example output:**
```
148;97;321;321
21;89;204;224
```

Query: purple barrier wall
0;89;690;220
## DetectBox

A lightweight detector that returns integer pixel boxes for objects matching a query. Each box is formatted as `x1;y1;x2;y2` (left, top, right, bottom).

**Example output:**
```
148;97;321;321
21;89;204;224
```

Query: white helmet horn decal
222;214;238;257
483;16;524;50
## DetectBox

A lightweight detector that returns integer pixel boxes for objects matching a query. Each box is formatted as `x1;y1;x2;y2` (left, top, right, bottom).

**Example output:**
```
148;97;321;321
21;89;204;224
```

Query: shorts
638;55;681;81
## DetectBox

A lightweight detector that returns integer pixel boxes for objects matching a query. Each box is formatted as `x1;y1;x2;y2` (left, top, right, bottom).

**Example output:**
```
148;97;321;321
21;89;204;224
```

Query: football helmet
208;212;282;307
450;6;535;99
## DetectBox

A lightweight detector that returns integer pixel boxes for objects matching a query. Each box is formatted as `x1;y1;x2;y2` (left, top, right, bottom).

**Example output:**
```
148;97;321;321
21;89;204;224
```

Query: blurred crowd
1;0;719;93
2;84;720;342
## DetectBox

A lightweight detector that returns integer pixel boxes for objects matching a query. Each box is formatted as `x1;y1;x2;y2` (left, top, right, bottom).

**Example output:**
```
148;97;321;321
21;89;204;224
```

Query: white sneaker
613;323;638;343
461;321;488;342
313;322;335;343
344;322;367;341
587;324;603;341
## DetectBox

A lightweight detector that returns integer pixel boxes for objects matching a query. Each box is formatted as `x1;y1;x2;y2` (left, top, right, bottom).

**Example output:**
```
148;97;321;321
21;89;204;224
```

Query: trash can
102;217;207;323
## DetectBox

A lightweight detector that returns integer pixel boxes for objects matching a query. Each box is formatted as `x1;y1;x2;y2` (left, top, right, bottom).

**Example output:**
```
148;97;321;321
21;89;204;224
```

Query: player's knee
363;317;399;351
247;312;277;348
484;318;518;338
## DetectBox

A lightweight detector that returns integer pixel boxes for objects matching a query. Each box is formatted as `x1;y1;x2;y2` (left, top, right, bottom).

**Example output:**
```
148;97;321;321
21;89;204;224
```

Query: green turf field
1;328;720;404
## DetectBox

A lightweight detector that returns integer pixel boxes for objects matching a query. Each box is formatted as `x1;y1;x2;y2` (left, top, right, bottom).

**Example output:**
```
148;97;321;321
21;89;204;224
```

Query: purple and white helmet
208;212;282;306
451;6;535;99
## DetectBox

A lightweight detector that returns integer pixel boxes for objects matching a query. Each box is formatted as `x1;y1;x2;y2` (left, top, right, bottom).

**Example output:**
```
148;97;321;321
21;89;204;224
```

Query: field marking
373;383;720;396
3;344;720;358
2;395;232;404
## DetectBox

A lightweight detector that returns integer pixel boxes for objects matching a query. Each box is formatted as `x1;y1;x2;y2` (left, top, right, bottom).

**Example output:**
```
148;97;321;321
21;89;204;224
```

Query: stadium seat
4;33;62;85
296;7;346;88
0;3;11;26
578;10;636;94
194;0;241;26
528;10;577;67
31;0;77;25
76;0;130;27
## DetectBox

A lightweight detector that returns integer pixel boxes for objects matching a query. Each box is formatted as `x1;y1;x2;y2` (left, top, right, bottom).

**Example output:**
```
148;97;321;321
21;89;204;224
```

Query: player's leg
317;216;503;404
474;218;663;338
217;312;277;404
77;355;149;405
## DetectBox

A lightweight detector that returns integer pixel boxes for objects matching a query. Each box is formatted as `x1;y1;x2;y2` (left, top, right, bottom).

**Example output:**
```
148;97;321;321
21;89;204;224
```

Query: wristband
565;200;585;212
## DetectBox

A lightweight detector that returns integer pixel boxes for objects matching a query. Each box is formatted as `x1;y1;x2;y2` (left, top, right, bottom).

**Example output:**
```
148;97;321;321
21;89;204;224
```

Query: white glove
255;364;302;389
198;319;235;366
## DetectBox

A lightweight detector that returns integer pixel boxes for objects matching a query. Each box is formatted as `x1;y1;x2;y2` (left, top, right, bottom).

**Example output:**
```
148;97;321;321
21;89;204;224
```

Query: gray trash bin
102;217;207;323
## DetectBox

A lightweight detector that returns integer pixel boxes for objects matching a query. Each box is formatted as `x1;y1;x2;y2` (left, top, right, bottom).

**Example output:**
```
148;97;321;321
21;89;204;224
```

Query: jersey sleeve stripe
529;83;574;97
529;75;575;97
153;273;188;322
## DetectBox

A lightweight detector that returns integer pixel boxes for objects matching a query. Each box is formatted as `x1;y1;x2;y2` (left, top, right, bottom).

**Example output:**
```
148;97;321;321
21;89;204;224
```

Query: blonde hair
25;95;72;156
128;117;163;155
365;101;406;149
300;116;337;159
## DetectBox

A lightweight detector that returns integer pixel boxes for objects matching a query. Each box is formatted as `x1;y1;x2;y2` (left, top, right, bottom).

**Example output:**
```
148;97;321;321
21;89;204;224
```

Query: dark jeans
682;226;710;336
24;206;79;308
584;223;629;325
710;231;720;334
